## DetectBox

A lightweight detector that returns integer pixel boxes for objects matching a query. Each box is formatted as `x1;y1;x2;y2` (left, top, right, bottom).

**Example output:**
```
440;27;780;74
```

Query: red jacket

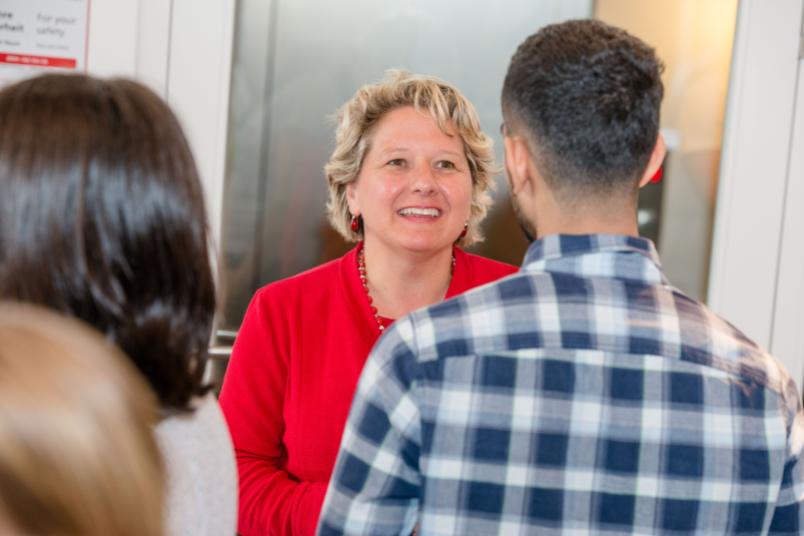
220;245;517;535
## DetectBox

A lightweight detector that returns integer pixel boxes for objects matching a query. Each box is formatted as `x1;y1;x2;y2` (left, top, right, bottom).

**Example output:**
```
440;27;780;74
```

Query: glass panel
219;0;592;330
596;0;739;301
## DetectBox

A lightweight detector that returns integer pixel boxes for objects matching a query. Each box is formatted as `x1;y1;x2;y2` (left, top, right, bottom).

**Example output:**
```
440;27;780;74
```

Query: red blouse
219;245;517;535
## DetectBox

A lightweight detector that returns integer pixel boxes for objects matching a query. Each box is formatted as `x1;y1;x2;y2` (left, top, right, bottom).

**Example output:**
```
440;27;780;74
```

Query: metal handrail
208;346;232;361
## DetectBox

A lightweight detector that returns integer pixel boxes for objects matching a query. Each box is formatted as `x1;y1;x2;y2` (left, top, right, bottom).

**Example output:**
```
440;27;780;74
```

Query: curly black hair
502;19;664;203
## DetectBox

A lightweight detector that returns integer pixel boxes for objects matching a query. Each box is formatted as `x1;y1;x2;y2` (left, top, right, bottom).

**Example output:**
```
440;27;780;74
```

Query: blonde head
0;305;164;536
325;69;498;247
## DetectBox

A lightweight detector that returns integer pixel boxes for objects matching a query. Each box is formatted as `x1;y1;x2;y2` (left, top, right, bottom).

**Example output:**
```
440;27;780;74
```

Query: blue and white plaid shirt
318;234;804;535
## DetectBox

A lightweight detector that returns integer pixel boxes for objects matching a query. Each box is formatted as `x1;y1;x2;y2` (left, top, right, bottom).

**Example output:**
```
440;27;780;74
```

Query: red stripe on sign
0;53;77;69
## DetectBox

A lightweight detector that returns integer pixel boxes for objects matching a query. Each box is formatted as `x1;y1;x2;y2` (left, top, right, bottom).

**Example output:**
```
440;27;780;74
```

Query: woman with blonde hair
220;70;518;535
0;305;164;536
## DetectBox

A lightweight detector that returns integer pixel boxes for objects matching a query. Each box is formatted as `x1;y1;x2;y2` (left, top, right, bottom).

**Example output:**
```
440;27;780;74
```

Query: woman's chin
366;228;460;258
394;236;455;257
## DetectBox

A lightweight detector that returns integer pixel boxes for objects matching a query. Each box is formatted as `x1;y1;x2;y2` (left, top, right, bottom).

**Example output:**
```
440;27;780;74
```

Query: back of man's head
502;19;664;206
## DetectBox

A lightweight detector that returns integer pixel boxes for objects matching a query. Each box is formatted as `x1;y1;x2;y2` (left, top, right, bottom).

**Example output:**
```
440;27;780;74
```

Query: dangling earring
458;221;468;240
350;215;361;233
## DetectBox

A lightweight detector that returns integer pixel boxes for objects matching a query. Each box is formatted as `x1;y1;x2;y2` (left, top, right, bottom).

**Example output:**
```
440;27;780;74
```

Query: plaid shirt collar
522;233;670;286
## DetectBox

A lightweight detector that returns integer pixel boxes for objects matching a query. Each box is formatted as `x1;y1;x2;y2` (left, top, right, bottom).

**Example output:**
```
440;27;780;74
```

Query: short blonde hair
325;70;498;247
0;305;164;536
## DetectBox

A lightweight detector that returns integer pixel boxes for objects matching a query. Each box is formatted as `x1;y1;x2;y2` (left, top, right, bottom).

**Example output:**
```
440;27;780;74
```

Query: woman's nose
411;164;437;194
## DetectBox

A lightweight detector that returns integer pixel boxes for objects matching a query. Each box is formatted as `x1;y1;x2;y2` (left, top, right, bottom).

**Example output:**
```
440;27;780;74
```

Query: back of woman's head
0;304;164;536
0;74;216;411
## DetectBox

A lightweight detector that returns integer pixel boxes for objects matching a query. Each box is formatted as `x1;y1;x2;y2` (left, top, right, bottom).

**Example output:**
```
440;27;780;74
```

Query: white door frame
165;0;236;251
770;23;804;386
89;0;236;250
708;0;804;385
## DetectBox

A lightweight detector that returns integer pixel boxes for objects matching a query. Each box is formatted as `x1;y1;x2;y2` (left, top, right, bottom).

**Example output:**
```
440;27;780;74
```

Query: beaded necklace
357;245;455;333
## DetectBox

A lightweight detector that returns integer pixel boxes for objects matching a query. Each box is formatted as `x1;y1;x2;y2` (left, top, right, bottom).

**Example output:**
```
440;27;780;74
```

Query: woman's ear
346;182;359;216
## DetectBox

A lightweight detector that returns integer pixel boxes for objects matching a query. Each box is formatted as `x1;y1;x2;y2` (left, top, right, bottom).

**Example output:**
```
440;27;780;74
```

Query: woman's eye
435;160;456;170
386;158;406;166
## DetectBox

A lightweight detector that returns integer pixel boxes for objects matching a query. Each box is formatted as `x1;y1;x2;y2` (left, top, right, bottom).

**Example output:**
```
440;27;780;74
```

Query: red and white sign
0;0;90;87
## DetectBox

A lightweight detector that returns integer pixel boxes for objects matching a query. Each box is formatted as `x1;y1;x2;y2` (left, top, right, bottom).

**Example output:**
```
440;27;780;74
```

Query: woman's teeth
398;207;440;217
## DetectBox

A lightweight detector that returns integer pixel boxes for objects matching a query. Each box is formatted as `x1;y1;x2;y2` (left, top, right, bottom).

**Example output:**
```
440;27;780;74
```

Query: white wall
134;0;172;94
85;0;138;77
87;0;172;87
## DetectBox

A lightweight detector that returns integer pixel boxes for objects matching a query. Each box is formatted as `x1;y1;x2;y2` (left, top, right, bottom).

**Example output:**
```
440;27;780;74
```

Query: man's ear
638;132;667;189
504;135;534;197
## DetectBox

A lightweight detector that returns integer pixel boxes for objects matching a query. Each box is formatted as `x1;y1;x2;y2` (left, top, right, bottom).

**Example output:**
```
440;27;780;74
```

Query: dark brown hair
0;73;215;411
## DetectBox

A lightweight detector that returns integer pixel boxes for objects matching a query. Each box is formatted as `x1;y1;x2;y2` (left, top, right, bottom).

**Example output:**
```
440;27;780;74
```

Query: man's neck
534;197;640;239
536;217;640;238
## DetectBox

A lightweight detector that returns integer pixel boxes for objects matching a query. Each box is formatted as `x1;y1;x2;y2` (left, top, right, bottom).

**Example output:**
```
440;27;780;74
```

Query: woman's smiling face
347;105;473;257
